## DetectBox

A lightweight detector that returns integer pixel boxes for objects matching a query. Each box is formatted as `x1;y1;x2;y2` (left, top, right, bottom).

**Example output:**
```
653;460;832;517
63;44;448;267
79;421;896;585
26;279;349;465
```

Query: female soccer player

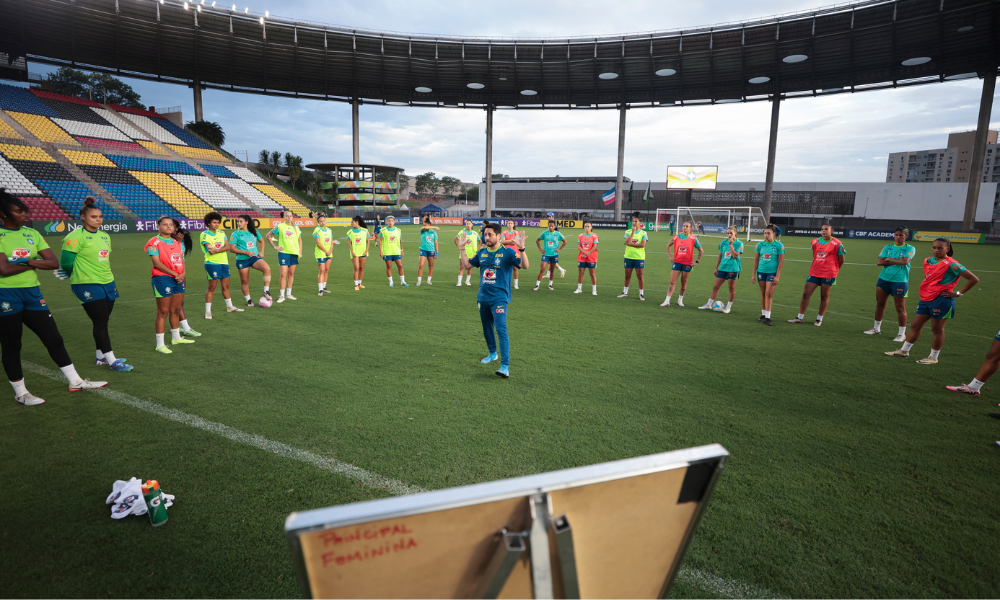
377;215;406;287
946;329;1000;395
661;221;703;307
618;216;647;300
534;220;566;291
146;216;197;354
455;220;478;286
575;221;599;295
347;216;370;290
0;190;107;405
170;219;200;340
501;220;522;289
416;216;439;286
788;224;845;326
863;226;915;341
229;215;272;306
699;226;743;313
267;211;301;302
313;214;334;296
885;238;979;364
57;197;132;371
201;211;243;318
752;225;785;326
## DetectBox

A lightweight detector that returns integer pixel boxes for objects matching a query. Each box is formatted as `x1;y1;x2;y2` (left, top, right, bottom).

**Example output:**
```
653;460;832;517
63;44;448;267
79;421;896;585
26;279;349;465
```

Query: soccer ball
713;300;724;310
259;296;272;308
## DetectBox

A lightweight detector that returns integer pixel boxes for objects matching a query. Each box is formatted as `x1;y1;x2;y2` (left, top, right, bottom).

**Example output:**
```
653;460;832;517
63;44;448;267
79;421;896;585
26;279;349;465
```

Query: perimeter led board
667;166;719;190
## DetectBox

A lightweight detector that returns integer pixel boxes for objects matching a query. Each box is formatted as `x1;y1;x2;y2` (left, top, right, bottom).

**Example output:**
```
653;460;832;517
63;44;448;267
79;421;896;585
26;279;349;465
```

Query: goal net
655;207;766;242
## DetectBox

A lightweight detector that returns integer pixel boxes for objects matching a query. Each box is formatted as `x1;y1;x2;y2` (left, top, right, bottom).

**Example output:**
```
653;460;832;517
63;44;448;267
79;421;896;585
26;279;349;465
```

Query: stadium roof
1;0;996;109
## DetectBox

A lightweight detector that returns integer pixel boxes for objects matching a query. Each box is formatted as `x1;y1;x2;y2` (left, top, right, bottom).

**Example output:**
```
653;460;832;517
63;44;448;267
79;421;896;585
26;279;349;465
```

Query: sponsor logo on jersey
98;249;110;258
1;302;10;312
12;248;30;258
763;253;772;260
484;268;496;280
495;307;505;314
214;242;223;248
678;246;688;255
817;251;827;259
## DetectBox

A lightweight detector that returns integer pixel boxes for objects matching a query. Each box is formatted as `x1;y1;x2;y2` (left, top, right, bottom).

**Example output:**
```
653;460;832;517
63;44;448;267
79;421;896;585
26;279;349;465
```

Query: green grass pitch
1;225;998;598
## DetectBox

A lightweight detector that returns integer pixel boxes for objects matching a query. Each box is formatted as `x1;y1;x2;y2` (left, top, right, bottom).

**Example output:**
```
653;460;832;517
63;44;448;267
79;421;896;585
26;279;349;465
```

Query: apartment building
886;131;998;183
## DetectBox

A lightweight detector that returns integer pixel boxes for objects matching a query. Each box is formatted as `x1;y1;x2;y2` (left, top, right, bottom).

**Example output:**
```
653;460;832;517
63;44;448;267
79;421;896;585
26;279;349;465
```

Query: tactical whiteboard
285;444;727;599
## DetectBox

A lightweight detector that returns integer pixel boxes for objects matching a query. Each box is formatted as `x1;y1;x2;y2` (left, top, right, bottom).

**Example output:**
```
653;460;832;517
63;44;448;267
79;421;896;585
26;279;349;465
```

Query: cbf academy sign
35;220;133;236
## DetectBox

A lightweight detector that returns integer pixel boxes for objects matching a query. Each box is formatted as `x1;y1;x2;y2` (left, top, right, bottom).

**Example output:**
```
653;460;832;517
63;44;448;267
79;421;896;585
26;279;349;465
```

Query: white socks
180;319;192;332
59;364;82;386
400;276;406;284
816;315;824;322
224;297;234;309
969;378;985;390
457;275;463;285
873;320;882;331
678;295;683;303
577;283;583;291
929;349;941;359
171;328;182;342
623;287;629;294
726;302;733;309
280;288;287;297
104;351;117;364
156;333;165;347
465;275;471;284
514;279;519;289
10;379;27;396
427;277;431;283
902;341;914;351
797;313;805;320
898;326;906;337
592;285;597;293
244;294;251;302
205;302;212;313
96;349;104;360
263;285;269;293
764;310;771;318
287;287;293;295
355;280;361;286
388;277;394;284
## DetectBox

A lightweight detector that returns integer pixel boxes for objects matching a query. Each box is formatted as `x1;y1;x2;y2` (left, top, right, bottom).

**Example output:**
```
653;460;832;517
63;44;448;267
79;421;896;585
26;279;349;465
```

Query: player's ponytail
934;237;954;257
80;196;100;218
353;216;367;230
0;188;29;221
239;215;258;237
170;218;193;256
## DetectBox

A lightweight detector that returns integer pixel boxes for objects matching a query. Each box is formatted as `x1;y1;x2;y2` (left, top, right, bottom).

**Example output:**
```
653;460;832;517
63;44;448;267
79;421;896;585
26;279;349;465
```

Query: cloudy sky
24;0;1000;184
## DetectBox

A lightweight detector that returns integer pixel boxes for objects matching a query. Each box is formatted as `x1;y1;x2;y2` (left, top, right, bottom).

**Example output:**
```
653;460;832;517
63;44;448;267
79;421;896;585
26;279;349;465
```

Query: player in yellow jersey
347;216;370;290
377;215;407;286
313;213;336;296
201;211;243;318
267;211;302;302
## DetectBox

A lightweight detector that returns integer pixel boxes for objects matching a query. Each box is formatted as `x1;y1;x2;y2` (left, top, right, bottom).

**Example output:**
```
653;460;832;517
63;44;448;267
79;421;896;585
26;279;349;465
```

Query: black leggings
0;309;72;381
82;298;115;354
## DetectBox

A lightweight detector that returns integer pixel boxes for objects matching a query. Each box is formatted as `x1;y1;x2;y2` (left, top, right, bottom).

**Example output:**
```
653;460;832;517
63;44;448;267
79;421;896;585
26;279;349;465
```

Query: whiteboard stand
475;530;526;599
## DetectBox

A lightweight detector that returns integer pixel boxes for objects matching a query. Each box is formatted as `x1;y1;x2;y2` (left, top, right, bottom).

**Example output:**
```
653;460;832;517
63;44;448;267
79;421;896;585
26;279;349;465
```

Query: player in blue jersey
468;222;530;378
864;226;915;342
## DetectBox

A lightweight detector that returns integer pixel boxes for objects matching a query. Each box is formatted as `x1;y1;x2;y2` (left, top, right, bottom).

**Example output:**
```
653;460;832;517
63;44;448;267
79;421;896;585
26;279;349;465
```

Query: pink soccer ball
259;296;272;308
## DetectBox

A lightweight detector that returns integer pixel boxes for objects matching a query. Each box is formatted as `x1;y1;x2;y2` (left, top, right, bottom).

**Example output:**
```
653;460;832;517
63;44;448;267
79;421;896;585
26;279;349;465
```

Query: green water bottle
142;480;168;527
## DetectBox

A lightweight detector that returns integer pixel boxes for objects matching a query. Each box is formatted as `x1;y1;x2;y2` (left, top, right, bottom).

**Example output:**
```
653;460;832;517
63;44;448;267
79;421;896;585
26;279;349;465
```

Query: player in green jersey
313;214;336;296
201;211;243;319
864;226;915;341
698;226;743;313
347;216;370;290
619;215;648;300
416;216;440;286
456;220;479;286
0;190;107;404
534;220;566;290
56;197;132;371
378;215;407;286
752;225;785;326
267;211;302;301
229;214;272;307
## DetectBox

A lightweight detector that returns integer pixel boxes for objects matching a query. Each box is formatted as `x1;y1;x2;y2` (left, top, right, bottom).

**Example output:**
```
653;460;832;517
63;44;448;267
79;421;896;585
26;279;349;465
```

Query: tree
258;150;271;175
464;186;479;203
440;176;462;196
491;173;508;180
185;121;225;148
415;172;440;196
286;155;303;189
46;68;144;108
271;151;283;172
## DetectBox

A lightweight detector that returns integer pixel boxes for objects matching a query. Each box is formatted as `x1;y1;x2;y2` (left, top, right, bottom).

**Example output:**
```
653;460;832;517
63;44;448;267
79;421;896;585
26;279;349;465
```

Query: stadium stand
198;163;237;178
225;165;267;183
166;144;227;161
7;112;79;145
117;112;185;145
0;119;23;140
21;197;72;220
35;180;124;219
170;174;251;212
153;118;211;149
129;171;214;218
137;140;170;155
0;155;42;195
254;184;311;217
106;155;201;175
0;84;60;117
101;183;182;219
90;107;149;140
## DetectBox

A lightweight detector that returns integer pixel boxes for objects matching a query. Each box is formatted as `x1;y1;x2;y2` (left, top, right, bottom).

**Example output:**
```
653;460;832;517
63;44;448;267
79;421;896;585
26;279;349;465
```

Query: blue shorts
204;263;231;280
278;252;299;266
383;254;402;262
542;255;559;264
806;275;836;286
757;272;777;283
671;263;692;272
0;286;48;314
716;270;739;280
876;278;908;298
917;296;955;319
419;250;438;258
235;256;260;270
71;281;119;304
578;261;597;269
316;257;331;264
623;258;644;269
151;275;184;298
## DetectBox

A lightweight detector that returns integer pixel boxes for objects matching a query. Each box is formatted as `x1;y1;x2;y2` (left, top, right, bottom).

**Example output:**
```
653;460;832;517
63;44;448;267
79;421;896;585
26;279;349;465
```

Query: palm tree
271;151;283;174
185;121;225;147
286;155;303;189
258;150;270;175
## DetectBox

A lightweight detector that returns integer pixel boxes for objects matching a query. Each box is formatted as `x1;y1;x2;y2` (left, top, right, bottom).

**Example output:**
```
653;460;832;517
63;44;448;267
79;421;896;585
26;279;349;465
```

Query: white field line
20;360;783;599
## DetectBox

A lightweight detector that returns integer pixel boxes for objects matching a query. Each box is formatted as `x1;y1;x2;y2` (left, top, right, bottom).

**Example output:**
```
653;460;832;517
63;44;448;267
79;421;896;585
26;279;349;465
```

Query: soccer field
1;224;998;598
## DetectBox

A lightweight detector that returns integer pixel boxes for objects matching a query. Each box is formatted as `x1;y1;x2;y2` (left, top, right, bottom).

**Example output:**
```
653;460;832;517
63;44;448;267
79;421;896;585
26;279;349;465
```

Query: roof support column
963;70;996;231
762;94;780;224
193;79;204;122
485;106;494;219
352;99;360;179
615;104;626;221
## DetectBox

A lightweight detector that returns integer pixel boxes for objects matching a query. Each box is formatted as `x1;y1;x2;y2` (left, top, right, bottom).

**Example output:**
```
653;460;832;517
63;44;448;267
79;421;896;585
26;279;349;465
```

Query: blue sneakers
495;365;509;378
109;359;134;372
480;353;498;364
401;282;409;287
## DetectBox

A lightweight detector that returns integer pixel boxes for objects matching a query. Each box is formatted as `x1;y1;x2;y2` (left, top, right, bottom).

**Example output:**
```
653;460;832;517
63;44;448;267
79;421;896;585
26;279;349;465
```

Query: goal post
656;207;767;242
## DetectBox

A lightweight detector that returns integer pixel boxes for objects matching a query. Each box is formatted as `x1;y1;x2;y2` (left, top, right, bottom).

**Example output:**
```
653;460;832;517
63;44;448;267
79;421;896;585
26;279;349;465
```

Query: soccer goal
655;207;766;242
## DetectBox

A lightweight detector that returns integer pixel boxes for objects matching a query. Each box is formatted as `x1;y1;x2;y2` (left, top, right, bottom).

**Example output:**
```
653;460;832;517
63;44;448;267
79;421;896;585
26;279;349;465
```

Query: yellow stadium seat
58;149;116;167
138;140;171;156
0;143;56;162
0;119;22;140
253;184;312;217
166;144;226;161
129;171;214;218
7;112;79;145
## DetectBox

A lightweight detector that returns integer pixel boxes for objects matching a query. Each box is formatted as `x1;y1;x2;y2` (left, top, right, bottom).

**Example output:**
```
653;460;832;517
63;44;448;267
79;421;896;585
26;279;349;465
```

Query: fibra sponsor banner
35;220;133;235
135;219;207;233
846;229;914;240
913;230;984;244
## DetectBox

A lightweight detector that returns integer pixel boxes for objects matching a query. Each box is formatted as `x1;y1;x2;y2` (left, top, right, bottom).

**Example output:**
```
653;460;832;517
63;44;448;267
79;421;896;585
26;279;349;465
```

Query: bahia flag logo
12;248;30;259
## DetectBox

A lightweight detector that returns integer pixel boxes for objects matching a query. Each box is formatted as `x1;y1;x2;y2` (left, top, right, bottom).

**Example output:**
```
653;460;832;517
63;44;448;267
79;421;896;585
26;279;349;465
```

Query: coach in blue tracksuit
469;222;529;378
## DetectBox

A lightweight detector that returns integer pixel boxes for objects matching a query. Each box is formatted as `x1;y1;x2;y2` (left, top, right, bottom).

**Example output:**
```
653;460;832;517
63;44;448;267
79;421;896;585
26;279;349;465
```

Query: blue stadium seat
105;155;201;175
153;118;211;149
0;83;61;117
101;183;182;219
198;163;237;178
35;180;125;219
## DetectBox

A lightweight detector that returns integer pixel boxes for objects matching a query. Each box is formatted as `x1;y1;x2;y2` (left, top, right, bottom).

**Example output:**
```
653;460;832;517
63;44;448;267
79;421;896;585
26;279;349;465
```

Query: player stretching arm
469;222;529;378
752;225;784;326
661;221;703;307
885;238;978;365
788;224;845;326
864;226;914;341
501;220;523;289
699;226;743;313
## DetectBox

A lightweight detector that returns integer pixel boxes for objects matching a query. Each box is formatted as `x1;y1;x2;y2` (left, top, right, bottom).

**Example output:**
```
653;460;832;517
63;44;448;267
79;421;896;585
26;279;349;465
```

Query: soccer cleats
762;317;774;326
204;313;212;319
659;298;670;306
400;282;409;287
286;294;298;300
916;356;938;365
884;349;910;358
945;384;980;396
171;338;195;345
863;328;880;335
263;290;272;299
69;379;108;392
14;392;44;406
715;306;731;314
96;356;127;366
496;365;510;378
617;293;628;298
698;302;714;310
182;329;202;338
893;334;907;342
558;266;566;278
677;299;685;307
355;285;361;291
246;299;255;307
276;297;285;303
109;359;134;372
787;318;804;324
155;345;173;354
573;289;582;294
227;307;245;313
481;353;498;364
814;319;823;327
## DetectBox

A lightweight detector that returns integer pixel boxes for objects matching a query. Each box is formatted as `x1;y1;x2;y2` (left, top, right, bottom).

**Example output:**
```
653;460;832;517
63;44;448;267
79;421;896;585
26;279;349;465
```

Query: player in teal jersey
230;215;272;307
267;211;302;301
201;211;243;319
0;190;107;404
752;225;785;326
313;213;336;296
864;226;915;342
55;197;132;371
416;216;440;286
698;226;743;313
533;220;566;290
